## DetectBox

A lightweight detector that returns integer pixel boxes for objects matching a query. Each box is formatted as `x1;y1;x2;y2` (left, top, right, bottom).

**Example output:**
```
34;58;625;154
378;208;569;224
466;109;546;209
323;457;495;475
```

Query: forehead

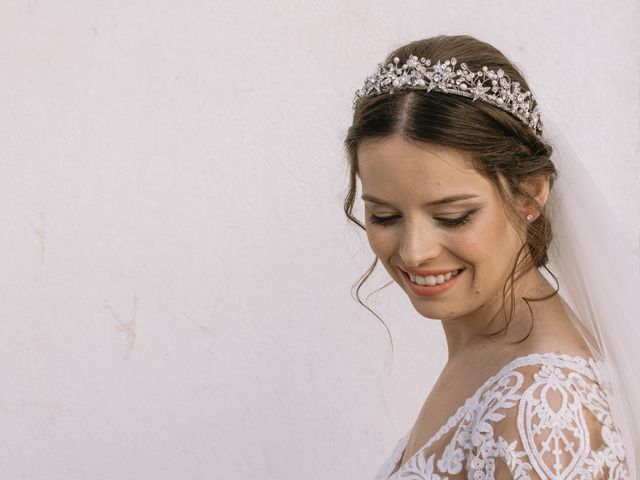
357;135;489;193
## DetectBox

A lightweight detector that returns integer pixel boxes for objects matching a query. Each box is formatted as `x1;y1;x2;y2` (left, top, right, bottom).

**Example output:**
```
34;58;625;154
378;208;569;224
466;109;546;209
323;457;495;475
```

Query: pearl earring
526;214;534;221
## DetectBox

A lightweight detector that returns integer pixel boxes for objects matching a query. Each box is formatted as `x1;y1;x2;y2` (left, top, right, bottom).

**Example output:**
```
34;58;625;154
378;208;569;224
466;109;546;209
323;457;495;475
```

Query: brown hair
343;35;559;354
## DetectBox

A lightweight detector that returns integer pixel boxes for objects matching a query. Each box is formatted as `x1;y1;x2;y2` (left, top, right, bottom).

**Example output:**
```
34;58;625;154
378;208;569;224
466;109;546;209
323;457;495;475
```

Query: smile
408;269;462;286
399;268;464;297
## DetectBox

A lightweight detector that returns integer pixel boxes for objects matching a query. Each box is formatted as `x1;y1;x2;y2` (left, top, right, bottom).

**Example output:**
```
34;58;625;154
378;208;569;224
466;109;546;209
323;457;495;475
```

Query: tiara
353;55;543;136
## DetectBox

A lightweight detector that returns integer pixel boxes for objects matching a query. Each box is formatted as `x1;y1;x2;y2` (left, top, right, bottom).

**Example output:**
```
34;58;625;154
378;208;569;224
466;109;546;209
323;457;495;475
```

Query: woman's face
357;135;526;322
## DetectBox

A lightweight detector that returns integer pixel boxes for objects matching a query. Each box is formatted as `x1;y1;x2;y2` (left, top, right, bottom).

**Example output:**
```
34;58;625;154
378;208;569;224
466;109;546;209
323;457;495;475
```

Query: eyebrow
361;193;480;207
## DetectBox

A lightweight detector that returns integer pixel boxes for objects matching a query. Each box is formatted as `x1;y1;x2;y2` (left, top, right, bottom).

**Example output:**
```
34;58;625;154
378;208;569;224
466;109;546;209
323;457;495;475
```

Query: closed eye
367;211;476;228
367;214;400;227
437;212;474;228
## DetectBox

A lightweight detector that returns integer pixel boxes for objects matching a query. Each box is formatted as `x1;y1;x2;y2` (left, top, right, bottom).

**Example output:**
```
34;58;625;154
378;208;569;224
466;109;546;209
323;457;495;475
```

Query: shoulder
465;353;630;479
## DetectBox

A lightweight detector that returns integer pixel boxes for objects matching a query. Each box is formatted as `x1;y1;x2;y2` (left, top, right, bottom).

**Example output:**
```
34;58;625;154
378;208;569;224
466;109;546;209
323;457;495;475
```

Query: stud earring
526;214;534;221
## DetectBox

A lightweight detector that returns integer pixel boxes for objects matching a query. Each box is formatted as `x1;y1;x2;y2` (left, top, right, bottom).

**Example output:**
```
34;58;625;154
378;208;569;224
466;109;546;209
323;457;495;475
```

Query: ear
518;174;550;220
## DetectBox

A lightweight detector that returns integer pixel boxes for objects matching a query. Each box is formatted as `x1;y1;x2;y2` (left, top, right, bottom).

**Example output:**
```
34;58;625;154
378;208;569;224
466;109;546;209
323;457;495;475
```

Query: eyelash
367;211;475;228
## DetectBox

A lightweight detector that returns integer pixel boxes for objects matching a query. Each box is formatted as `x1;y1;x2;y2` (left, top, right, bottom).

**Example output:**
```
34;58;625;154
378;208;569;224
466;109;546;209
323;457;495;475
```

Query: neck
440;267;558;362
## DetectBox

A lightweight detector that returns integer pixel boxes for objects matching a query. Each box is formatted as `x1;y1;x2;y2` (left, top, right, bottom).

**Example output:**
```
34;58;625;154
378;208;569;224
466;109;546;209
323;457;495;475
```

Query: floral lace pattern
372;352;630;480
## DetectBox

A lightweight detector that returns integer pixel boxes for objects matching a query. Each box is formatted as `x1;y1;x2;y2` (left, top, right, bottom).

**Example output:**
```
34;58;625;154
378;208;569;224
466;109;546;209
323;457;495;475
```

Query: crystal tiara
353;55;543;137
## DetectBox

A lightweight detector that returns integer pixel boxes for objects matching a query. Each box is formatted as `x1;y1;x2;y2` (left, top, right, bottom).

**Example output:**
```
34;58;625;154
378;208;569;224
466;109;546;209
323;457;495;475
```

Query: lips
400;266;463;277
399;267;464;297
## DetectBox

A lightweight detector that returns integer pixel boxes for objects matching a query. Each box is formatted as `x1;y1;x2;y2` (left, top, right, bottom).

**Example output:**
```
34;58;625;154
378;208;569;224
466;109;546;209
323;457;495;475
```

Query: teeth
408;269;460;286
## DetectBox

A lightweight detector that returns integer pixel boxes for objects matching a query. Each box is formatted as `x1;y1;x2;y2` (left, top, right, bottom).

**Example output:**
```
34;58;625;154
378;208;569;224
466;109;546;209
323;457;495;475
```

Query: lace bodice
373;352;630;479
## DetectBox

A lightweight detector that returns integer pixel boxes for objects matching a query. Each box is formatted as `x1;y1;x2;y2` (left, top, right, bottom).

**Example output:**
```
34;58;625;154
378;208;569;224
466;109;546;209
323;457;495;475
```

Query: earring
526;214;534;221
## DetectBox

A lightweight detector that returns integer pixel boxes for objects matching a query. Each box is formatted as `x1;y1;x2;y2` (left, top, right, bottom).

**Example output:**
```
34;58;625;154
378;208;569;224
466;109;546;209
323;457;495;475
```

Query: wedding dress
373;352;630;480
352;55;640;478
366;117;639;479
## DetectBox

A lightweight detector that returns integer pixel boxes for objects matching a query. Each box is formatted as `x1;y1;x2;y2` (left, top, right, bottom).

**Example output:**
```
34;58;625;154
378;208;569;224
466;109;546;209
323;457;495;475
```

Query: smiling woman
357;137;550;332
342;34;639;479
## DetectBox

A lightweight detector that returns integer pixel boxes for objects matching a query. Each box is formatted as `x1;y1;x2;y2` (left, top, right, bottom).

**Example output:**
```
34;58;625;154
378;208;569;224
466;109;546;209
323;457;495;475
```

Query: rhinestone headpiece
353;55;543;136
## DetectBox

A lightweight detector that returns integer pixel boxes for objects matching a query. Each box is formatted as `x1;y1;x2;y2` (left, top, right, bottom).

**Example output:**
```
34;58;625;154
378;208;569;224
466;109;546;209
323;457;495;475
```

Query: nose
398;218;442;268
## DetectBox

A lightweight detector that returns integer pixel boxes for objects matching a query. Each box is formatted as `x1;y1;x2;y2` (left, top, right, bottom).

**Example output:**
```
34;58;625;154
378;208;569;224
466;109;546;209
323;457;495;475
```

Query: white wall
0;1;638;479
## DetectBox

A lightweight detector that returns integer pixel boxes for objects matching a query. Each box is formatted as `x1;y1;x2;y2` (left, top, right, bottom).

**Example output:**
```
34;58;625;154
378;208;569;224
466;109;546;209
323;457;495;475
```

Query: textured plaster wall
0;1;638;479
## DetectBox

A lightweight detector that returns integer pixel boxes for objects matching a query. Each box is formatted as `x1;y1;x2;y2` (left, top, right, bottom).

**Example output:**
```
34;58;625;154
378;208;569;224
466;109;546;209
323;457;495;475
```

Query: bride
343;35;639;479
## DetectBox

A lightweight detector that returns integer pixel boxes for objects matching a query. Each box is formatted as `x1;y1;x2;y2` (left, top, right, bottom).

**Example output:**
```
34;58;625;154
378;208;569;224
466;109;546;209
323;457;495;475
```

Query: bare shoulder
498;292;600;362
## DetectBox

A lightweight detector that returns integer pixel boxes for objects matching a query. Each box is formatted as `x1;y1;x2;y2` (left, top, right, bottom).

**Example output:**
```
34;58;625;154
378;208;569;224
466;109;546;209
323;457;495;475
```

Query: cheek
458;213;520;287
365;227;393;256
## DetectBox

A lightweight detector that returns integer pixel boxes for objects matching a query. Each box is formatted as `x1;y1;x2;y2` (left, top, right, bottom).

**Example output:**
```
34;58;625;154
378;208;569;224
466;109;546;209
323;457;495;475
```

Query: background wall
0;1;638;479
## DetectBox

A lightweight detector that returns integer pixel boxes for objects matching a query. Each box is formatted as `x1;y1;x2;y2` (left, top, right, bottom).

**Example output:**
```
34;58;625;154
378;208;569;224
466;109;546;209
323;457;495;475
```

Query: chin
410;303;462;321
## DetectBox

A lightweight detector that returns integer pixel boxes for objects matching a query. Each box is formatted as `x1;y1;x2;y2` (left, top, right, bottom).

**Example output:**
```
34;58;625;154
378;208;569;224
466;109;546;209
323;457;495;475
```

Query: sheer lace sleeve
377;354;631;480
467;360;630;479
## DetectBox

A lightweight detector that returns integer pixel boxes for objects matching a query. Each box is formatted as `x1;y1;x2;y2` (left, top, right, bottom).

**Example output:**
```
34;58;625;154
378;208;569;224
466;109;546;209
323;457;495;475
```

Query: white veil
543;118;640;477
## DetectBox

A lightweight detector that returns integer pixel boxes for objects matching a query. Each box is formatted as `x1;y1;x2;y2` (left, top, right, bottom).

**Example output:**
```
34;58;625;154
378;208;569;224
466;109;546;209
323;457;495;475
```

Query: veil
542;118;640;477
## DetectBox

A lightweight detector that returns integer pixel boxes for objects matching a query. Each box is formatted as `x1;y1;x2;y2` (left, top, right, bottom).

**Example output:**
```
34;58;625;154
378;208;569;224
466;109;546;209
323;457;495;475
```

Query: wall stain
34;212;45;265
104;293;138;360
183;312;216;356
232;78;256;99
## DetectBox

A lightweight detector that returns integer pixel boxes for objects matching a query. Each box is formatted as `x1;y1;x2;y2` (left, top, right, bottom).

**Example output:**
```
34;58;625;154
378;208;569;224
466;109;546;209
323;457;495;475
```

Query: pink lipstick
399;267;464;297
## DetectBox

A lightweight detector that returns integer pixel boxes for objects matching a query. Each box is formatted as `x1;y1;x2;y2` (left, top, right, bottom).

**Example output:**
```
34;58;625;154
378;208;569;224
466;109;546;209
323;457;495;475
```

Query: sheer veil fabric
543;118;640;477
